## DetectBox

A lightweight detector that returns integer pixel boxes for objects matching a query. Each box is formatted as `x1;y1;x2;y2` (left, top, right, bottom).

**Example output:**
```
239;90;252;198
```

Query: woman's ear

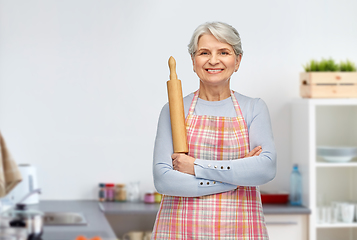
235;54;242;72
191;56;196;72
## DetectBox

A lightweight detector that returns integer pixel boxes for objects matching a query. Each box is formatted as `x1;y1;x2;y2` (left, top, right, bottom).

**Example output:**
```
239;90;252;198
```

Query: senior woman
152;22;276;240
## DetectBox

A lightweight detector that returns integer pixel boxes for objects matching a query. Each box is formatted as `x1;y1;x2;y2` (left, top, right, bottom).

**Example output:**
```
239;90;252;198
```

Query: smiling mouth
206;69;223;73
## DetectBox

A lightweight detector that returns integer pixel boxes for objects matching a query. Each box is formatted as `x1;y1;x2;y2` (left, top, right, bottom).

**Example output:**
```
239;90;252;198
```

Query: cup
331;201;345;222
316;206;323;224
341;203;355;223
317;206;330;224
315;207;320;224
332;205;339;223
321;207;327;223
325;207;332;223
122;231;144;240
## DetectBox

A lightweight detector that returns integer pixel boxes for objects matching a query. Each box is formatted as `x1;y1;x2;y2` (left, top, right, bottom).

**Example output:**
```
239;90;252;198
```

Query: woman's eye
221;52;229;55
200;52;208;55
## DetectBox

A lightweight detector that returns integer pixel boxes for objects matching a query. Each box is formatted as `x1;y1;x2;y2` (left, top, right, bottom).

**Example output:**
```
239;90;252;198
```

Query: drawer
265;215;308;240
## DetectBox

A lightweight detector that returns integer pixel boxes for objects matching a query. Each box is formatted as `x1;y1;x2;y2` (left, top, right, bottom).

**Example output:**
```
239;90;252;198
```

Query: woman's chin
200;78;231;87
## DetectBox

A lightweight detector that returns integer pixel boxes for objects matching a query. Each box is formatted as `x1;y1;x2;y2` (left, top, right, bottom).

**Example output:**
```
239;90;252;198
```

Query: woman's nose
208;54;219;65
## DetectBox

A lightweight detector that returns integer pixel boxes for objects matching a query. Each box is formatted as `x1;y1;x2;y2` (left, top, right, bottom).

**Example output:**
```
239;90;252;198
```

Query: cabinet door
265;215;308;240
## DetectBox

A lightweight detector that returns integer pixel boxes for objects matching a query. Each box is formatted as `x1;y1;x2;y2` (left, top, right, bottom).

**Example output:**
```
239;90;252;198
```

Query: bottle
98;183;106;202
289;164;302;206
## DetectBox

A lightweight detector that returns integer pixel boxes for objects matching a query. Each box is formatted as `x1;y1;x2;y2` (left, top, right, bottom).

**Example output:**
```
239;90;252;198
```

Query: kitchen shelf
301;98;357;106
316;162;357;167
292;98;357;240
317;223;357;228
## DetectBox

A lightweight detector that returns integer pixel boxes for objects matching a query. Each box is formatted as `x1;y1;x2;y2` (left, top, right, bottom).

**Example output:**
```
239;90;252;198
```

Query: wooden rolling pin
167;56;188;154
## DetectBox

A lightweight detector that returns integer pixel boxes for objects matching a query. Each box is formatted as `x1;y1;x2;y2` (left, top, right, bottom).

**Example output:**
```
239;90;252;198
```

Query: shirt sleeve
152;103;238;197
193;99;277;186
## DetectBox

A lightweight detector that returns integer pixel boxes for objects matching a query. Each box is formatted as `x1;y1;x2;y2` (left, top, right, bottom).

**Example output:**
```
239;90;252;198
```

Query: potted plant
300;58;357;98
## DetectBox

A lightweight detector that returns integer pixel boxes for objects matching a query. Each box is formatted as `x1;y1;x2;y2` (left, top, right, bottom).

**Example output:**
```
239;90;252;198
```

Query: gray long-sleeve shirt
153;91;277;197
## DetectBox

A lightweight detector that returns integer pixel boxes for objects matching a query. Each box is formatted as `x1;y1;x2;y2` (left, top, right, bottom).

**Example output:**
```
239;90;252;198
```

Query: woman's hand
172;153;196;176
244;146;262;158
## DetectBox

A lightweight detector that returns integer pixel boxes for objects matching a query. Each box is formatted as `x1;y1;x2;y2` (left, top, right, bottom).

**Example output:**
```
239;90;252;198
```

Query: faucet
17;188;41;205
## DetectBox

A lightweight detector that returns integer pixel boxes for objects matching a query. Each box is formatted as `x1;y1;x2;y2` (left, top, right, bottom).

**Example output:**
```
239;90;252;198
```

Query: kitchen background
0;0;357;200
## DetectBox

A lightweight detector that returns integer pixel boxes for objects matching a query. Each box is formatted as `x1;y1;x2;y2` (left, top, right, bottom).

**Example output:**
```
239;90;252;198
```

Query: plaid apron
152;90;268;240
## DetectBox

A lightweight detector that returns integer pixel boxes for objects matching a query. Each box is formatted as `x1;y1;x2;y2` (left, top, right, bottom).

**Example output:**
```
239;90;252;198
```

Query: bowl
317;146;357;162
260;192;289;204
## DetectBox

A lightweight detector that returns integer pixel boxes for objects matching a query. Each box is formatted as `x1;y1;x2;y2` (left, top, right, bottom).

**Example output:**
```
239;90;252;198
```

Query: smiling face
192;34;242;89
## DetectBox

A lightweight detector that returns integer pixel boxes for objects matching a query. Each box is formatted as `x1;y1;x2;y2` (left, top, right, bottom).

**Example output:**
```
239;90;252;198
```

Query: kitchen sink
43;212;87;226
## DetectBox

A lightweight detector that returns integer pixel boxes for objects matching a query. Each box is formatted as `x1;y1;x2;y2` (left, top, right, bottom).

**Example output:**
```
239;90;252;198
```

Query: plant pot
300;72;357;98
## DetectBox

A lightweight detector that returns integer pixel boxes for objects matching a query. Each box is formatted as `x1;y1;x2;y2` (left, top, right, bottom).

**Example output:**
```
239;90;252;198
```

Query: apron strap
187;90;199;116
231;90;244;119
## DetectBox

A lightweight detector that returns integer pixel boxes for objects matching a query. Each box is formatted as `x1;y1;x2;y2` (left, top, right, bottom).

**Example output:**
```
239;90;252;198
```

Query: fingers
246;146;259;157
253;146;262;156
253;146;262;152
171;153;196;175
254;148;262;156
245;146;262;157
171;153;182;162
171;153;184;170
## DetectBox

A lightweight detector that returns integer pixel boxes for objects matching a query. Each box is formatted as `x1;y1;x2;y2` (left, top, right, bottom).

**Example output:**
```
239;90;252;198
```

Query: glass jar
105;183;115;202
144;192;155;204
154;192;162;203
98;183;106;202
115;184;127;202
127;182;140;202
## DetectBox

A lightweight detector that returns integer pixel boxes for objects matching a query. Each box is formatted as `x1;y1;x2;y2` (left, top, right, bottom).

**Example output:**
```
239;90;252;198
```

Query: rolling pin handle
169;56;178;80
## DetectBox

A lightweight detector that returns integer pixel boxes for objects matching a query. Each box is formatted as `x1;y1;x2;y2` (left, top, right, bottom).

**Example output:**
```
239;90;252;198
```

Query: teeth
207;69;222;72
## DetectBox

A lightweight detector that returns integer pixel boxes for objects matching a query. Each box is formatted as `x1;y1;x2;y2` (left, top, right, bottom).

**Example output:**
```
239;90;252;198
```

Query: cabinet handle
266;221;298;225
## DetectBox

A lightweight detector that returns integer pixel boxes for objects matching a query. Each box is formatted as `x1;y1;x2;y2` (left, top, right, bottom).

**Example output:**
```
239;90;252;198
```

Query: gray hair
188;22;243;57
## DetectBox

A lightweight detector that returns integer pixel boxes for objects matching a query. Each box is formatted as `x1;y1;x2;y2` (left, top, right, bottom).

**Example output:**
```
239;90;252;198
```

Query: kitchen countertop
262;204;311;214
21;200;310;240
100;201;311;215
27;200;117;240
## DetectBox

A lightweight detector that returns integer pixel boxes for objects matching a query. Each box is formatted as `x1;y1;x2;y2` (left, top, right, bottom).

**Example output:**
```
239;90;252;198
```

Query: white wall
1;0;357;200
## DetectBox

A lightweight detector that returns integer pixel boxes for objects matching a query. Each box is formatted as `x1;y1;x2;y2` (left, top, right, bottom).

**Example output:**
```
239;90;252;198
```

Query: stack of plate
317;146;357;162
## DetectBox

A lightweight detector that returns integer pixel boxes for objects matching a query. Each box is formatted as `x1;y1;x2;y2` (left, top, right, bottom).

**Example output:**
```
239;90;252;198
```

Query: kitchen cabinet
265;214;308;240
100;202;310;238
292;98;357;240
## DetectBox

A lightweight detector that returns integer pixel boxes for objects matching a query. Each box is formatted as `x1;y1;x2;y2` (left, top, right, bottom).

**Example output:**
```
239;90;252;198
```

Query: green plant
303;60;317;72
340;60;357;71
303;58;356;72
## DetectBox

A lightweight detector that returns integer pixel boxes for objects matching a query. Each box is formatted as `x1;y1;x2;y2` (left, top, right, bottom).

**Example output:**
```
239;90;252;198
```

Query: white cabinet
292;98;357;240
265;214;308;240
